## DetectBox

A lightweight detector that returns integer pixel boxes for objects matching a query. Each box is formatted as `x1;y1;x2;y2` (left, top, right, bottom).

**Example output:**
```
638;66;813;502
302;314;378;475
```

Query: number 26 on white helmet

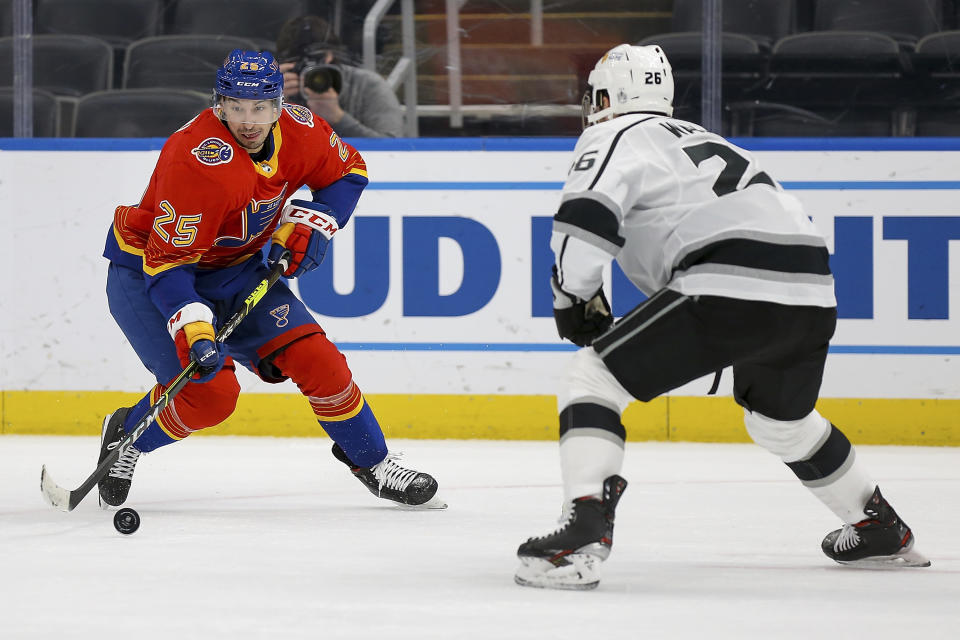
582;43;675;127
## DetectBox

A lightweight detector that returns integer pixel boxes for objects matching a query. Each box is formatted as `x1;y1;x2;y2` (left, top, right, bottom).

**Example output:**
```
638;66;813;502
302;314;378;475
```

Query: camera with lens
292;56;342;96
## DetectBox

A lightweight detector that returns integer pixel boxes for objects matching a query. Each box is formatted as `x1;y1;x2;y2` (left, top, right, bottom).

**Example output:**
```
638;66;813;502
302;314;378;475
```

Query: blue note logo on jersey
283;104;314;128
214;185;289;248
270;304;290;327
191;137;234;165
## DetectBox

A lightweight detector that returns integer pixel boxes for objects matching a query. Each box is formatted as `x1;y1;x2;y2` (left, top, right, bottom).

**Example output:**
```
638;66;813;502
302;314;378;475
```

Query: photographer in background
276;15;404;138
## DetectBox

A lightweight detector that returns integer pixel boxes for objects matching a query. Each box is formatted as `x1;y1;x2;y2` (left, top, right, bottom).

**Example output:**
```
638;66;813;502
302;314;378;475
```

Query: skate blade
396;494;448;510
835;538;932;568
837;546;931;569
514;555;601;590
97;491;123;511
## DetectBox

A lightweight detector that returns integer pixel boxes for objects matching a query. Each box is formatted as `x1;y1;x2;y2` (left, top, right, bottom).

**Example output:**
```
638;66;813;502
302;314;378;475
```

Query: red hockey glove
269;199;340;277
168;303;225;383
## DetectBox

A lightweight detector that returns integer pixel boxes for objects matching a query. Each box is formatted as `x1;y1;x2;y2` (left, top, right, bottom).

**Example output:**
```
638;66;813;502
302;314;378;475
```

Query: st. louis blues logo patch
283;103;314;127
213;185;289;248
270;304;290;327
191;137;233;165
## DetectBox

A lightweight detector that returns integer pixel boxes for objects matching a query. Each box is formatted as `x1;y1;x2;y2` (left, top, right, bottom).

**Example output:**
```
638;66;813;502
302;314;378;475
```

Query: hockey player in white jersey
514;44;929;590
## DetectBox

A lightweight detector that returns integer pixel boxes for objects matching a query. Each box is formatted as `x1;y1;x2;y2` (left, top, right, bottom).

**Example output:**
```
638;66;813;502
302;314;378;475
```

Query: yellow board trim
1;391;957;445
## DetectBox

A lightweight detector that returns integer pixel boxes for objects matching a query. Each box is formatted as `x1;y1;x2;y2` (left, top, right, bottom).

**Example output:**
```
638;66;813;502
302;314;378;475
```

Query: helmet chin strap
585;91;615;126
586;106;616;126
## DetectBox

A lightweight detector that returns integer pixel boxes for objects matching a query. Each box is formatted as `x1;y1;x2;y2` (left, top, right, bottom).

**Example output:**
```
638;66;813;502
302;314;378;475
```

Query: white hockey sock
560;430;625;503
744;408;876;524
808;453;877;524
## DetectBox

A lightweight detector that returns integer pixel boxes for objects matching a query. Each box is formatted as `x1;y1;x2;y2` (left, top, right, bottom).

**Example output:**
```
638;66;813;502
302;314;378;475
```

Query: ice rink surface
1;435;958;639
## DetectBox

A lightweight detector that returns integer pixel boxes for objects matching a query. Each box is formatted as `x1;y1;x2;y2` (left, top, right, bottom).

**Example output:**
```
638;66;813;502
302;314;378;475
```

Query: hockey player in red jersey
514;44;928;590
98;50;444;510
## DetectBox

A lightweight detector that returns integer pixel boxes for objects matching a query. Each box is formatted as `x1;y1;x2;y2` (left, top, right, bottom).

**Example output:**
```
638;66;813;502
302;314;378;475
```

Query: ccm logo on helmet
237;81;261;87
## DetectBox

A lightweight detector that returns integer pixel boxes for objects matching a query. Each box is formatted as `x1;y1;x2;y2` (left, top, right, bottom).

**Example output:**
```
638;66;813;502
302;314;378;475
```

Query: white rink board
1;138;959;398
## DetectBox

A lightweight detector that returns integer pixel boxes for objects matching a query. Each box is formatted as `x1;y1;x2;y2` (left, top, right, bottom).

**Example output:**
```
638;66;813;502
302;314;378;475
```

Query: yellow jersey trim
252;125;282;178
142;255;202;276
113;225;145;257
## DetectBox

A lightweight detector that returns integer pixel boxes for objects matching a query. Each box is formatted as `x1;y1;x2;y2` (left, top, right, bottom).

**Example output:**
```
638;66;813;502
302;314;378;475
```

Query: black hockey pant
591;289;837;421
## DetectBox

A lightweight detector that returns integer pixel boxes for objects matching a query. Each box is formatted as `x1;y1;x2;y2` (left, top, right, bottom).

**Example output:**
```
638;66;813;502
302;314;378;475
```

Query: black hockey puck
113;508;140;535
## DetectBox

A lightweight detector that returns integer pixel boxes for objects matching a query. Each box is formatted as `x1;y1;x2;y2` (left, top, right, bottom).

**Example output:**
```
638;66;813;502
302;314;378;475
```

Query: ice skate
821;486;930;568
97;408;141;508
515;475;627;590
332;443;446;509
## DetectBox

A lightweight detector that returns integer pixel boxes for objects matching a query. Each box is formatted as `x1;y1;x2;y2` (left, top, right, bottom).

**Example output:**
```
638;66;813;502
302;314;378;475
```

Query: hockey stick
40;250;291;512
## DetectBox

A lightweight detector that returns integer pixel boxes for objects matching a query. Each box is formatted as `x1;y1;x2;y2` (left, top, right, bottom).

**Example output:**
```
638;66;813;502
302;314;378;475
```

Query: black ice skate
332;443;445;509
97;408;142;508
515;474;628;590
821;486;930;568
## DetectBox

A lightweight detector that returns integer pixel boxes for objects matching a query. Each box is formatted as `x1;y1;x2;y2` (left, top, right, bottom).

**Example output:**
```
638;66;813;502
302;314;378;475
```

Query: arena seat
0;35;114;96
912;107;960;136
0;0;12;38
669;0;797;50
766;31;903;110
0;88;60;136
124;35;260;91
35;0;163;48
771;30;902;75
914;30;960;75
72;89;210;137
911;30;960;110
168;0;309;50
727;101;898;136
810;0;946;47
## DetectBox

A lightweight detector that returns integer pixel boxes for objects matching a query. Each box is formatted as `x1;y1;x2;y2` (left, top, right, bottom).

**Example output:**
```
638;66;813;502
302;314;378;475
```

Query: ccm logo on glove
284;205;339;239
269;199;341;278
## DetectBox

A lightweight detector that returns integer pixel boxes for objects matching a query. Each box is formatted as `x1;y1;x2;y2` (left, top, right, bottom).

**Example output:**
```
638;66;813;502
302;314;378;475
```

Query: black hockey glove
551;266;613;347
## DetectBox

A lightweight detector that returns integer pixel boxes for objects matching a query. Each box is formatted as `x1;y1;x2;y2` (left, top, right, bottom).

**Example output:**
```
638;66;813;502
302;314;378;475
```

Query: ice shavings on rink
1;436;958;639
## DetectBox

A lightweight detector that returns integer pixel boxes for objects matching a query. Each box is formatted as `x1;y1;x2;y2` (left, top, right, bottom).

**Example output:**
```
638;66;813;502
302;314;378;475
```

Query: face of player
595;93;612;122
582;91;614;128
216;97;280;153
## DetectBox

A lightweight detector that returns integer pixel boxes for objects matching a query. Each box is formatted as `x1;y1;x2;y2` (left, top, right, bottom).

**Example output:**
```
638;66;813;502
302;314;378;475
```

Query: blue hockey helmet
216;49;283;99
214;50;283;125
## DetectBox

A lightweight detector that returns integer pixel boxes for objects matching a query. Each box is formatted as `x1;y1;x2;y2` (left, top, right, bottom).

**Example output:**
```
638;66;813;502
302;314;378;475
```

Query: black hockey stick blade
39;364;194;512
39;251;291;512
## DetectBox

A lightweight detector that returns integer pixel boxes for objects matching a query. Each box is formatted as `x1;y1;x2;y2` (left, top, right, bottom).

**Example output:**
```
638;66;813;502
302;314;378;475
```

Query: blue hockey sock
318;401;387;468
121;392;176;453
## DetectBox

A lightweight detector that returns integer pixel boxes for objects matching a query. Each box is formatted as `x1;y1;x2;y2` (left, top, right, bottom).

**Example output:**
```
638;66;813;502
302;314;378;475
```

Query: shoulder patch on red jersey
191;137;234;166
283;103;315;128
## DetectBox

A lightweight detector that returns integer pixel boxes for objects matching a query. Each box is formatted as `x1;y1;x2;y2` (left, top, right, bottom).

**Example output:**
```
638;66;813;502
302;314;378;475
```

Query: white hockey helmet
584;43;674;126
